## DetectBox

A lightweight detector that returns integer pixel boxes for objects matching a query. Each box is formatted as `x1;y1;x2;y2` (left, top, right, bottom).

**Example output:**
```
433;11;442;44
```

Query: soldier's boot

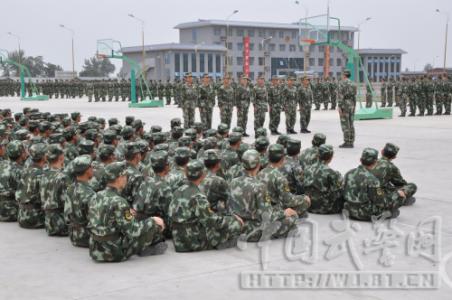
404;197;416;206
137;241;168;257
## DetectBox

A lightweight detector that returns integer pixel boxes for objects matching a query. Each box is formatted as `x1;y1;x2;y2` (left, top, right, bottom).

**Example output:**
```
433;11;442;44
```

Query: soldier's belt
91;233;121;242
19;202;42;210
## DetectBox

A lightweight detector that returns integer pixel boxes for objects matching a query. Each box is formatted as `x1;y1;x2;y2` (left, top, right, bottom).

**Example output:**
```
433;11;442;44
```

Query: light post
224;9;239;77
357;17;372;51
7;32;21;67
59;25;75;78
295;1;310;74
261;36;272;79
128;13;146;74
436;9;450;72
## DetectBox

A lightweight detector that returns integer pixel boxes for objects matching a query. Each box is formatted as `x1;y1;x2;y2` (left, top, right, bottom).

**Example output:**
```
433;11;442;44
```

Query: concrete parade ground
0;96;452;300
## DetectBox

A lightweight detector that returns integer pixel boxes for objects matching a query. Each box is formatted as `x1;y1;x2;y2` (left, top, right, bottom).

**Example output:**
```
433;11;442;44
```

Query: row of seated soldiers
0;108;417;262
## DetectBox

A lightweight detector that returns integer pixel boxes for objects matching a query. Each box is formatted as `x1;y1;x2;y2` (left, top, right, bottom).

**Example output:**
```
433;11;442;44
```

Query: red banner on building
243;36;250;77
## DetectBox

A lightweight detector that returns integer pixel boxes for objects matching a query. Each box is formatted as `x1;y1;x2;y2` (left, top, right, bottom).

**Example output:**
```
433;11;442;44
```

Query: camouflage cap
184;128;197;139
152;141;168;152
142;132;153;143
312;133;327;146
204;128;217;138
361;148;379;165
255;136;270;151
255;127;267;137
193;122;204;133
78;139;95;155
121;126;134;139
14;129;29;141
125;142;140;157
170;118;182;128
276;134;290;147
203;149;221;162
19;116;29;126
185;72;193;77
175;146;191;159
217;123;229;135
23;107;32;114
29;143;47;160
0;125;7;136
171;126;184;138
152;132;167;145
48;133;65;144
125;116;135;125
63;126;77;140
228;132;242;144
268;143;285;162
178;136;192;147
87;116;97;122
318;144;334;160
29;112;41;120
71;112;81;120
98;144;115;160
6;140;24;159
132;119;145;129
62;117;71;127
238;143;250;159
39;121;51;132
242;149;260;170
232;126;244;134
103;129;117;143
150;125;162;133
96;117;106;125
286;138;301;154
136;140;149;153
104;161;128;182
47;144;64;161
186;160;205;180
108;118;119;126
383;143;399;157
150;150;169;169
85;129;99;142
14;112;23;120
203;136;218;150
109;124;122;135
343;69;351;77
29;136;44;145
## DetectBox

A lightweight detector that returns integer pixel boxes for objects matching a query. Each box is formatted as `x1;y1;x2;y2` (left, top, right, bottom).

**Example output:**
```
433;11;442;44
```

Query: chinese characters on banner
243;36;250;77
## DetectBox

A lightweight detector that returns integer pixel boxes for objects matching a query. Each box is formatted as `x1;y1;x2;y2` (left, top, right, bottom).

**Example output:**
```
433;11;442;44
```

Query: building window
329;58;334;66
309;58;315;66
216;55;221;73
258;57;265;66
337;58;342;67
319;45;325;53
237;57;243;66
249;57;255;66
298;45;304;52
318;58;324;66
214;27;222;36
164;54;170;65
237;42;243;51
227;56;233;66
208;54;213;73
236;28;244;37
227;42;233;50
291;31;297;39
175;53;180;73
269;30;275;38
192;29;197;43
268;43;276;51
289;44;296;52
191;53;197;72
248;29;255;37
279;44;286;51
249;72;255;80
249;43;255;51
237;71;243;78
228;28;233;37
182;53;189;72
200;53;205;72
258;30;265;37
258;43;263;51
278;31;284;38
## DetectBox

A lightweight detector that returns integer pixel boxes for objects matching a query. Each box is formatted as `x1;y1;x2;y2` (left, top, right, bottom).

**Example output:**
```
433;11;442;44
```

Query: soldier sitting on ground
299;133;326;170
303;145;344;214
168;160;244;252
371;143;417;206
343;148;406;221
89;162;167;262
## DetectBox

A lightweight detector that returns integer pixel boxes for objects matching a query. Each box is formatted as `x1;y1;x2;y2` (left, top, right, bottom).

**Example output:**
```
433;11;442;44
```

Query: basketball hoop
96;53;107;60
300;39;316;45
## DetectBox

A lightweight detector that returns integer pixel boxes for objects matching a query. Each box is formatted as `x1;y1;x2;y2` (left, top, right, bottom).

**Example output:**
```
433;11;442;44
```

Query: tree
1;50;63;77
79;55;115;77
44;63;63;77
424;63;433;72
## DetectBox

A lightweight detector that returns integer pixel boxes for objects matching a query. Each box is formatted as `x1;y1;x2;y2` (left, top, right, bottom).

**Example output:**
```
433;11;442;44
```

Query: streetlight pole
357;17;372;51
224;9;239;77
128;14;146;74
59;25;75;78
261;36;272;80
436;9;449;72
7;32;21;66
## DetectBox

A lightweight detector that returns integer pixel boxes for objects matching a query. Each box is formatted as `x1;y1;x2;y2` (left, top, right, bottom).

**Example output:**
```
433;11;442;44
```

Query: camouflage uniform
282;83;298;133
298;80;313;132
303;145;344;214
338;74;357;146
197;80;216;130
299;133;326;170
89;162;164;262
217;83;235;129
253;83;268;133
234;81;252;134
268;79;282;134
180;77;198;129
168;160;242;252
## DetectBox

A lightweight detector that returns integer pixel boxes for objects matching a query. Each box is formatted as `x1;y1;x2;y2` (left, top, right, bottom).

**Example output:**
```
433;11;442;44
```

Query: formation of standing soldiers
379;75;452;116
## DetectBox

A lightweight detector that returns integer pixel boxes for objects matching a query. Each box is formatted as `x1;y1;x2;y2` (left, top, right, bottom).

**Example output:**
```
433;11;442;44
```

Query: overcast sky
1;0;450;73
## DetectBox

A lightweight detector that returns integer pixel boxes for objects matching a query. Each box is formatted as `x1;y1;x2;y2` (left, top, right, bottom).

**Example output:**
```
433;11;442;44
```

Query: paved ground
1;97;452;300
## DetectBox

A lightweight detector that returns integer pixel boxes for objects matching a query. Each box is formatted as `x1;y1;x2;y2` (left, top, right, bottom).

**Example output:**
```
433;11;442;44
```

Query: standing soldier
298;76;313;133
217;75;235;129
268;76;282;135
394;78;400;107
380;78;387;107
386;78;394;107
337;70;357;148
330;77;338;110
234;75;252;137
180;73;198;129
282;76;297;134
425;76;435;116
408;77;417;116
443;75;451;115
322;77;331;110
417;76;427;116
365;82;373;108
398;77;408;117
253;76;269;134
198;74;216;130
165;80;172;105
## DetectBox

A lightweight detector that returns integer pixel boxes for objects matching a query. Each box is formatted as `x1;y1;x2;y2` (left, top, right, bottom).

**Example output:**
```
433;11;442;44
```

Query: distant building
121;19;358;81
357;49;407;82
427;67;452;77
